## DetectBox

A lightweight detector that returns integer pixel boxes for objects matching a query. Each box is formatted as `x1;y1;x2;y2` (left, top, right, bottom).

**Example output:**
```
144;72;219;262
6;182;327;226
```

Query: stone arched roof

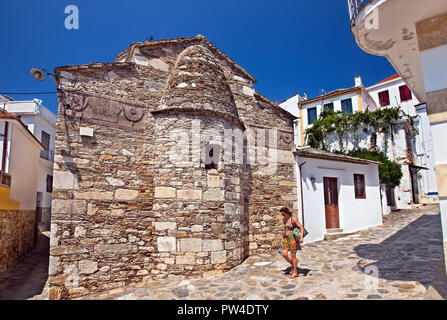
154;45;244;128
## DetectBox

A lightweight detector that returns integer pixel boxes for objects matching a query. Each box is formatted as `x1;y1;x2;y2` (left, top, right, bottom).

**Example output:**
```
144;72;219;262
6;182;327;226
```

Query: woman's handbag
293;221;309;241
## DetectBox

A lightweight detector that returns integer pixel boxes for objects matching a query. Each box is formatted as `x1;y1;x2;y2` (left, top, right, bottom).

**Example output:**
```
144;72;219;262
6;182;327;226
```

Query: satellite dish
30;68;45;81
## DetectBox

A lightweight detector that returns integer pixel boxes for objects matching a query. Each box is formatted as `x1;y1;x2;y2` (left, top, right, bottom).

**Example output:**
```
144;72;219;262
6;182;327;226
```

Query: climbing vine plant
305;107;415;151
305;107;416;187
347;149;403;188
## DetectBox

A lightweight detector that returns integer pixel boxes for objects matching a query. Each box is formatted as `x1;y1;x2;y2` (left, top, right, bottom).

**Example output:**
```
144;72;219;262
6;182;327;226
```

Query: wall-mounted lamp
30;67;71;110
310;176;316;184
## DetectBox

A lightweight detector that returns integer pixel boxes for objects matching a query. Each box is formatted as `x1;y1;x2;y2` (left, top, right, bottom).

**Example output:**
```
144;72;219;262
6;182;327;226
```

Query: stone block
249;242;258;250
242;86;254;97
115;189;139;200
177;189;202;200
52;199;86;214
179;238;202;252
154;221;177;231
207;173;220;188
154;187;176;198
53;170;79;190
203;239;223;251
79;260;98;275
191;225;203;232
106;177;125;186
176;255;196;265
94;243;132;254
149;58;169;72
74;226;85;238
203;188;223;201
157;237;176;252
48;256;61;276
211;250;227;264
74;191;113;201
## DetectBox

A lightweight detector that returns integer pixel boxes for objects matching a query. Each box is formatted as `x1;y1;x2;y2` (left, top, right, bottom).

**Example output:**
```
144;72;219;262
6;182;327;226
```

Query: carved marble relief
62;91;148;131
251;127;294;150
278;131;294;150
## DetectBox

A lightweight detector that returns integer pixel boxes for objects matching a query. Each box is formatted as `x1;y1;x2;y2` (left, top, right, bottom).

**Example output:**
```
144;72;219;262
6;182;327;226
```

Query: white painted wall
368;77;420;116
300;91;365;132
415;104;438;195
279;94;300;118
420;44;447;93
8;122;42;210
419;43;447;251
4;101;56;209
296;156;383;243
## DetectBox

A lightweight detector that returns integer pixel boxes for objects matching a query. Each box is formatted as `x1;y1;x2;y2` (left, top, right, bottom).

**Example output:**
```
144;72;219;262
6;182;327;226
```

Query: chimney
355;74;363;87
303;93;308;100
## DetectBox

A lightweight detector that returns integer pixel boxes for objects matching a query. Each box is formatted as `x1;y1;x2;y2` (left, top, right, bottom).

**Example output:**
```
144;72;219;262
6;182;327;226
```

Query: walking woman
280;207;304;279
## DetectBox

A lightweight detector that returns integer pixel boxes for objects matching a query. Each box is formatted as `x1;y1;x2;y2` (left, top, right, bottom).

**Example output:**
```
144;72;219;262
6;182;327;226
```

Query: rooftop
294;146;380;165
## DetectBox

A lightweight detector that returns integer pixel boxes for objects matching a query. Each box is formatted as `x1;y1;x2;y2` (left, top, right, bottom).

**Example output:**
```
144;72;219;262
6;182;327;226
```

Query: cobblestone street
0;205;444;300
81;204;445;300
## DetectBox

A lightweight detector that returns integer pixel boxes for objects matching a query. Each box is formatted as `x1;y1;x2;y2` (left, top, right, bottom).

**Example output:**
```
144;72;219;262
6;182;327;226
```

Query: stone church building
49;35;298;299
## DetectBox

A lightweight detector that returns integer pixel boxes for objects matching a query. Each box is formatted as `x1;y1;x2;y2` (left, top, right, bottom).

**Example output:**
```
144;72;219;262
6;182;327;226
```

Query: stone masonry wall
0;210;35;275
151;115;248;279
49;36;297;299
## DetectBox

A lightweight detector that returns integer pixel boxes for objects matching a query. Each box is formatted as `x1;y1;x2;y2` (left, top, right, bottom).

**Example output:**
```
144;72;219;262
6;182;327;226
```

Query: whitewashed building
280;75;379;147
367;75;438;201
2;98;57;229
279;74;436;210
295;147;383;243
347;0;447;289
0;111;45;211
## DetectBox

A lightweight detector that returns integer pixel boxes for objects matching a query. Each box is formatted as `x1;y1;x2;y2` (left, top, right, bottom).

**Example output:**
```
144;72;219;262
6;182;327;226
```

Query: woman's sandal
289;273;298;279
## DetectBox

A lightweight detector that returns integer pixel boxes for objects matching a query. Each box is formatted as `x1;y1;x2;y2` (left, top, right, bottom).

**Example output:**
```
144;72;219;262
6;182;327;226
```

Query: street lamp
30;67;71;109
30;68;56;83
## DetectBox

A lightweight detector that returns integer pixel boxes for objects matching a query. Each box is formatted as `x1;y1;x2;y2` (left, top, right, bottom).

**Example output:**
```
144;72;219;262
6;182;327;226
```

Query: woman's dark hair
280;207;292;215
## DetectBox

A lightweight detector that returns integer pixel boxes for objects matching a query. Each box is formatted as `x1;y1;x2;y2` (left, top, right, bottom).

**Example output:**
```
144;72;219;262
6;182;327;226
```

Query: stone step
326;228;344;234
324;231;356;241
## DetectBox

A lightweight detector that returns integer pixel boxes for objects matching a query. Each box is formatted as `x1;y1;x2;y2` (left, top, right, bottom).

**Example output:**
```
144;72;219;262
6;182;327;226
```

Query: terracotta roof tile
373;74;401;86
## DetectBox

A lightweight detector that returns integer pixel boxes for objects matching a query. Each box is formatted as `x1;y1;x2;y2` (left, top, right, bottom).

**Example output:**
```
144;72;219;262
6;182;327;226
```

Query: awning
409;164;429;173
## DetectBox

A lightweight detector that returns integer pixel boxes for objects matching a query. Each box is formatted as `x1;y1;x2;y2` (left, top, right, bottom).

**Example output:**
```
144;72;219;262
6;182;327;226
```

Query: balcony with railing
40;149;54;162
0;170;11;187
347;0;447;102
348;0;372;27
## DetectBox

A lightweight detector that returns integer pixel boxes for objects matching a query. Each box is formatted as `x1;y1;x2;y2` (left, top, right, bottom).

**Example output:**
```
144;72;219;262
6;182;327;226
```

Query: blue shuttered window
341;98;353;114
307;107;317;125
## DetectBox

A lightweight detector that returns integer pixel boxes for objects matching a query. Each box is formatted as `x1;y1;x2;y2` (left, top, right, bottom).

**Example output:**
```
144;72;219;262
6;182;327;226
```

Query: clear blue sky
0;0;396;115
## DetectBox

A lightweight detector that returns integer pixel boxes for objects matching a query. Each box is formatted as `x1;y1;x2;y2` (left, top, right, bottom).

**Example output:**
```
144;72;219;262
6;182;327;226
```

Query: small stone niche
204;144;220;170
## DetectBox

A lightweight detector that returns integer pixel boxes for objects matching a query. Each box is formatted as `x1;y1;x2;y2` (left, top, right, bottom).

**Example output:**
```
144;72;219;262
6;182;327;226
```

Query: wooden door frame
323;176;340;229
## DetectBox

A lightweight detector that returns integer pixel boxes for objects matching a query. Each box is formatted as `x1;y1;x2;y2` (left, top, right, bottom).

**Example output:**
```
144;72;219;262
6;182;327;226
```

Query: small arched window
204;144;220;170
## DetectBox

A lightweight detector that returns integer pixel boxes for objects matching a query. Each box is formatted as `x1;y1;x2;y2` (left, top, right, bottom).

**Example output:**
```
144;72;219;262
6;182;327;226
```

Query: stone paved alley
0;204;445;300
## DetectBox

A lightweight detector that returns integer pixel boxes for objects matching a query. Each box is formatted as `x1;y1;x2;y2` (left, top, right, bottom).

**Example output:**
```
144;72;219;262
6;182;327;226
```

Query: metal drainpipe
299;161;307;225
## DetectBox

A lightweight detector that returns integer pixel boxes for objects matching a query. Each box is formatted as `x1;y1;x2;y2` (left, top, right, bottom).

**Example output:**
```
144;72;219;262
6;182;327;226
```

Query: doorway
323;177;340;229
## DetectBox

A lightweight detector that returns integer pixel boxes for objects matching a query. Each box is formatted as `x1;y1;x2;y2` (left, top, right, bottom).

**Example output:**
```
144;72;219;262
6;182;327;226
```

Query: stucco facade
0;113;44;275
295;148;382;243
4;100;57;230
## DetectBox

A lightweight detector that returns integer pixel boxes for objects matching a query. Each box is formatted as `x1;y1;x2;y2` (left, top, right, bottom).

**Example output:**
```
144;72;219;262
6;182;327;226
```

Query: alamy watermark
65;5;79;30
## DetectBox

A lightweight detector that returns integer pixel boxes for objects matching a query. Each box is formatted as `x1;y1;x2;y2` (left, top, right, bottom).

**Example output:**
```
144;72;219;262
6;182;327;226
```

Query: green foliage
305;107;407;150
347;149;403;188
304;107;408;187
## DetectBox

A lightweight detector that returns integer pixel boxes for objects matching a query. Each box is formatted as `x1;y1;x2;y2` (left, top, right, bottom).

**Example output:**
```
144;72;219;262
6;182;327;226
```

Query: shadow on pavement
0;229;49;300
354;214;445;293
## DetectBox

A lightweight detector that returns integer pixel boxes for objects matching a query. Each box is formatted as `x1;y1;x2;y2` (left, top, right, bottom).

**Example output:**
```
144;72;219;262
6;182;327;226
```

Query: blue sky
0;0;396;114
